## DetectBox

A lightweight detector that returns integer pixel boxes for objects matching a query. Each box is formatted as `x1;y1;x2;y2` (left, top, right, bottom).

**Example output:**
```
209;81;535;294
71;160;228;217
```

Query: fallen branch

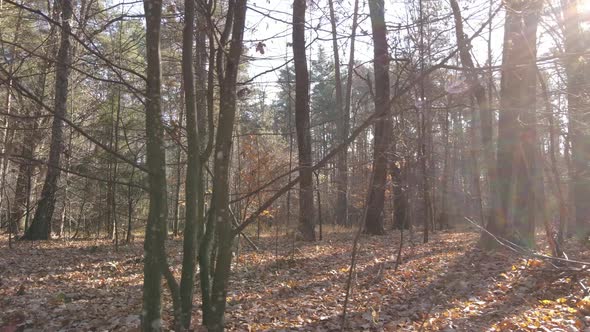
465;217;590;267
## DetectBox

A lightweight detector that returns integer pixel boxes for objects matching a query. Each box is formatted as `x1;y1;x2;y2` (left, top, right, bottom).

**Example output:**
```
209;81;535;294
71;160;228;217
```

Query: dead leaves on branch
1;232;590;331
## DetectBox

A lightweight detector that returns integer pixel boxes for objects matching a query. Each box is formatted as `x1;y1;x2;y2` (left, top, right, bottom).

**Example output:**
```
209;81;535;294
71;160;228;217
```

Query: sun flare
579;0;590;15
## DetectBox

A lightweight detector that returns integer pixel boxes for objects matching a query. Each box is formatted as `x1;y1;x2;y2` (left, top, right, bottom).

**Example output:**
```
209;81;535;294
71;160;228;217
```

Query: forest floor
1;228;590;331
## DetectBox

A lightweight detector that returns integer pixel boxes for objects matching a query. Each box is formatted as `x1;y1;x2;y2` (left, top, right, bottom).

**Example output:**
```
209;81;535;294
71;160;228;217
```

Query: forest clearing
2;230;590;331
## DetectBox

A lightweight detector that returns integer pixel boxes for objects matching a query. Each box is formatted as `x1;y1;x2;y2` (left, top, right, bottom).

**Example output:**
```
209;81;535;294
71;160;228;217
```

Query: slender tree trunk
0;6;22;235
59;130;72;238
538;71;565;256
450;0;493;223
126;167;135;243
292;0;315;241
364;0;391;236
141;0;169;330
391;141;408;230
178;0;203;327
419;108;430;243
22;0;73;240
173;113;183;237
10;148;33;234
438;106;450;229
328;0;346;226
468;100;485;225
315;171;323;240
199;1;248;331
340;0;359;226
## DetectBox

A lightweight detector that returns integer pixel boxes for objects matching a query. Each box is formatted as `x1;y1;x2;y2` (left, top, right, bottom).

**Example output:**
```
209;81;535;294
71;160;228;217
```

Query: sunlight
580;0;590;30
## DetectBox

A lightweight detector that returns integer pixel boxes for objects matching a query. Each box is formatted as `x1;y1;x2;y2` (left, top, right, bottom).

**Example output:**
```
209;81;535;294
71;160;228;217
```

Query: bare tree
364;0;392;235
22;0;73;240
328;0;347;226
293;0;315;241
199;1;248;330
485;0;542;248
562;0;590;238
141;0;170;330
177;0;202;328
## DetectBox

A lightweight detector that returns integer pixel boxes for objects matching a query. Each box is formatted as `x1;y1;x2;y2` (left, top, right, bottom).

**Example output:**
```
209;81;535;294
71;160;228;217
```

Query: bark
449;0;493;222
1;7;23;235
21;0;73;240
10;147;33;234
200;1;248;330
364;0;391;236
328;0;347;226
172;121;183;237
178;0;203;327
340;0;360;226
126;166;135;243
419;108;431;243
141;0;169;330
468;101;485;225
438;107;451;230
391;143;408;230
562;0;590;238
292;0;315;241
485;0;542;248
538;71;565;256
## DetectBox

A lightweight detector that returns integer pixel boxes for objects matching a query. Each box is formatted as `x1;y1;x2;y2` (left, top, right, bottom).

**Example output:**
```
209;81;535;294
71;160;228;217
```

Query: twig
341;172;373;330
465;217;590;266
340;203;366;331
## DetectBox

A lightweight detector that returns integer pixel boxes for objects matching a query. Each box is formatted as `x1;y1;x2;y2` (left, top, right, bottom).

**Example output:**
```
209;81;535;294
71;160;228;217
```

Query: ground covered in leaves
2;229;590;331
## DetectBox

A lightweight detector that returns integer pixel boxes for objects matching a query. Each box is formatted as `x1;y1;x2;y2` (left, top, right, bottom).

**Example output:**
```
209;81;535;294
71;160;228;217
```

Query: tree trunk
141;0;169;330
22;0;73;240
364;0;391;236
178;0;203;327
199;1;248;331
562;0;590;238
468;100;485;225
485;0;542;248
391;142;408;230
292;0;315;241
328;0;347;226
449;0;493;223
438;106;450;230
1;9;22;235
340;0;360;226
419;108;431;243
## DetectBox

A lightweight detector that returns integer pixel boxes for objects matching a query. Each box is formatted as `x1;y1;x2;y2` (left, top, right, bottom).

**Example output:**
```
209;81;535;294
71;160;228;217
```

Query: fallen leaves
1;231;589;331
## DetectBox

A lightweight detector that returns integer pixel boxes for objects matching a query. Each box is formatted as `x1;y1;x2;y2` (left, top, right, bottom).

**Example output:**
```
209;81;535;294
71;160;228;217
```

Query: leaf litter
1;230;590;331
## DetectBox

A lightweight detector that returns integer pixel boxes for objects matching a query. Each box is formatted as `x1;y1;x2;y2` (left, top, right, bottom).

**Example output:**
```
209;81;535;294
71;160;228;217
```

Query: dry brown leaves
1;230;589;331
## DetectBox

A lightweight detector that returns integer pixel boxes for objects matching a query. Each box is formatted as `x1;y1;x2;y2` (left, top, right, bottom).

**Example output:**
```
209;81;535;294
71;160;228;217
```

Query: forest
1;0;590;330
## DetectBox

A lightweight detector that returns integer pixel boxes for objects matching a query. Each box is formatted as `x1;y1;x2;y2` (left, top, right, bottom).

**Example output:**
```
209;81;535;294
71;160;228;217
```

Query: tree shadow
2;231;584;331
295;234;583;331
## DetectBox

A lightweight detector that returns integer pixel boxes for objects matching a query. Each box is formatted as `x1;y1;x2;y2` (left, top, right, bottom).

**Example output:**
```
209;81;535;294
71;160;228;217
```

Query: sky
241;0;508;97
113;0;516;97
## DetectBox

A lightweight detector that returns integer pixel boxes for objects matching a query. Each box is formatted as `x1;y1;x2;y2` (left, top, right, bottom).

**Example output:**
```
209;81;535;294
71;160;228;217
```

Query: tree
449;0;488;225
21;0;73;240
562;0;590;238
293;0;315;241
141;0;169;330
327;0;348;226
272;66;296;136
177;0;203;327
6;4;50;237
485;0;542;248
364;0;392;235
198;1;248;330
